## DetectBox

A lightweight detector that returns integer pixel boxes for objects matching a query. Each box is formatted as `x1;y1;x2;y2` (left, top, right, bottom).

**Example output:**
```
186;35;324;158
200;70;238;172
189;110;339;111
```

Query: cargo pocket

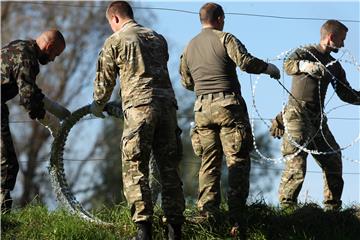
190;125;203;157
234;123;253;154
122;122;145;161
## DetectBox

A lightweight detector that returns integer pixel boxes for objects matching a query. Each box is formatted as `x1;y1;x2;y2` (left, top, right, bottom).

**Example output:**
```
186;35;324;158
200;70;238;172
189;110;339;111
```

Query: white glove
38;112;60;137
43;96;71;121
90;101;106;118
264;63;281;80
298;60;325;78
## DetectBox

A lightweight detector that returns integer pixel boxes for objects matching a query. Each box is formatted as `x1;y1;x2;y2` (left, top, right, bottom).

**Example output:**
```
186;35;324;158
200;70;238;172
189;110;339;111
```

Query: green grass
1;202;360;240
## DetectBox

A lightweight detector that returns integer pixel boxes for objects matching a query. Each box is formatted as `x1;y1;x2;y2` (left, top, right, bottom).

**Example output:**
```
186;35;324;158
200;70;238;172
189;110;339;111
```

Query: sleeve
283;47;314;75
331;66;360;105
283;49;303;75
159;34;169;62
16;59;46;120
179;46;194;91
93;40;119;105
224;33;268;74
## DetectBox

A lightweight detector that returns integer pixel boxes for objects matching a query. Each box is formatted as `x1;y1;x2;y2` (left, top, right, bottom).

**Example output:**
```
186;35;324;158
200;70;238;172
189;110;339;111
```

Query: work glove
37;112;60;137
43;96;71;121
298;60;325;78
264;63;281;80
90;101;106;118
269;112;284;139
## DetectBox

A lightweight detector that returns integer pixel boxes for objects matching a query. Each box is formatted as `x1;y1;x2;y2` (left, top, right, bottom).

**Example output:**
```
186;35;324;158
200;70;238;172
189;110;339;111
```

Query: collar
120;19;135;31
31;39;42;61
202;26;216;30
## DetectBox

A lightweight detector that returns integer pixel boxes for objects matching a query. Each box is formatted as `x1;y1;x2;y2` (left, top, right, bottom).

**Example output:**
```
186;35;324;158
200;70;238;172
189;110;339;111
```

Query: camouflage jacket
284;44;360;110
1;40;45;119
93;20;177;110
179;28;268;95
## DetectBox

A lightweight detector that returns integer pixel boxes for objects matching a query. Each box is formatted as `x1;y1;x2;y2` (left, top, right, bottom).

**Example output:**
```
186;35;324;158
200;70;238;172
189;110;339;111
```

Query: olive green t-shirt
180;28;268;96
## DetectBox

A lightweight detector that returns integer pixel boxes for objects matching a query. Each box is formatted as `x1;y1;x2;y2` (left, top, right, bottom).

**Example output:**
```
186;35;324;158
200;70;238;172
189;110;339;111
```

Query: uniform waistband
197;91;239;100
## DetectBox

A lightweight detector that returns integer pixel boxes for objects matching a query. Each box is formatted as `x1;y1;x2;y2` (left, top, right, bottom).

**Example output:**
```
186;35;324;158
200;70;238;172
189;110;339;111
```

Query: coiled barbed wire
281;46;360;156
250;76;312;164
49;101;122;225
250;45;360;164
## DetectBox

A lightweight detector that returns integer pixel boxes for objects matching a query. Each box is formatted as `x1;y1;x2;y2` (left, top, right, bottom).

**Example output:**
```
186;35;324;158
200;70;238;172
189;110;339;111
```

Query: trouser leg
122;105;154;223
153;103;185;225
220;124;251;224
312;124;343;210
196;127;222;214
1;103;19;212
278;104;310;206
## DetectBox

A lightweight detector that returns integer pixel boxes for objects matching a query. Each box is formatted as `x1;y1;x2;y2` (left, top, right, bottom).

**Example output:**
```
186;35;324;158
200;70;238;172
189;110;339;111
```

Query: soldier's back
1;40;39;102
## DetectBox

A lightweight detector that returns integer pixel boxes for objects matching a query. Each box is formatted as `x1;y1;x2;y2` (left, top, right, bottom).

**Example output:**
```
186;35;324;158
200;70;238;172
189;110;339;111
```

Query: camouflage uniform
93;20;185;224
180;28;269;223
1;40;46;211
279;44;360;210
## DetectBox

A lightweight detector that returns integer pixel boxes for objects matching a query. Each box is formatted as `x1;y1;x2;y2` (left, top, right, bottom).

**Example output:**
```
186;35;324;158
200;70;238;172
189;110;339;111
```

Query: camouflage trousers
1;103;19;211
121;99;185;224
279;100;343;209
192;92;253;223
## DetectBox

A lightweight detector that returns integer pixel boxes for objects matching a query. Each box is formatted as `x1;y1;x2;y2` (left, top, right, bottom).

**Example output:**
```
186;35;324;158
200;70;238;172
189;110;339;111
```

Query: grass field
1;201;360;239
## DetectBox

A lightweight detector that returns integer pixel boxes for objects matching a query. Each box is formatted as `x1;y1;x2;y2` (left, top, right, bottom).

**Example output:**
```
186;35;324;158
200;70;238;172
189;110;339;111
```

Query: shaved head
320;20;348;40
38;29;66;49
36;29;66;65
106;1;133;20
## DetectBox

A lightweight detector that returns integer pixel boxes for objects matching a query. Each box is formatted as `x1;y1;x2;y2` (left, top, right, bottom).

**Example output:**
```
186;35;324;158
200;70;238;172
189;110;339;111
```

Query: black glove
264;63;281;80
43;96;71;121
269;112;284;139
90;101;106;118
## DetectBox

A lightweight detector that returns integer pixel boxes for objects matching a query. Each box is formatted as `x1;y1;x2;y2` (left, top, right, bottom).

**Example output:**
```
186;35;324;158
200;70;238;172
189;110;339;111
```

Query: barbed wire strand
13;2;360;23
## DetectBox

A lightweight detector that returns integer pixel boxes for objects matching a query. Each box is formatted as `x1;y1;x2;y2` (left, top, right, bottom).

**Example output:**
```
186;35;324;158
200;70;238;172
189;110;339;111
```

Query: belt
197;91;237;100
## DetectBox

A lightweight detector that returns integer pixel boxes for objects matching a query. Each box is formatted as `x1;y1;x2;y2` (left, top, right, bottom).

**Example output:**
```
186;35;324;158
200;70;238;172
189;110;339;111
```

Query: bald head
36;29;66;65
37;29;66;49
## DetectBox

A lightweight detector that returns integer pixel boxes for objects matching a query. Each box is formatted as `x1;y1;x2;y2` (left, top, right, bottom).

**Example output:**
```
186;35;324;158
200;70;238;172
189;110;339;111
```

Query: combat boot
132;221;152;240
167;223;182;240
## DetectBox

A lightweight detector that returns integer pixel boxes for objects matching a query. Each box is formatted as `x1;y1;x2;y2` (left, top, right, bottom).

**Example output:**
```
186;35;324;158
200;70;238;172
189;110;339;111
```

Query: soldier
1;29;70;212
179;2;280;236
271;20;360;210
90;2;185;239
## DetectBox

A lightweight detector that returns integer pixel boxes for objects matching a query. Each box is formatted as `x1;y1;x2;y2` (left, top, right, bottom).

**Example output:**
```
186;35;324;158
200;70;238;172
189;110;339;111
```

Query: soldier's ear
328;33;335;44
44;41;54;52
113;15;120;24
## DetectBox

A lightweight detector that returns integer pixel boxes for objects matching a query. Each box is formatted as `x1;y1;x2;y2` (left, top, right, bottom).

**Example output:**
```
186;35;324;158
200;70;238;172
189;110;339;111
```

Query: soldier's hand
298;60;325;78
37;112;61;137
43;96;71;121
90;101;106;118
269;112;284;139
264;63;281;80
